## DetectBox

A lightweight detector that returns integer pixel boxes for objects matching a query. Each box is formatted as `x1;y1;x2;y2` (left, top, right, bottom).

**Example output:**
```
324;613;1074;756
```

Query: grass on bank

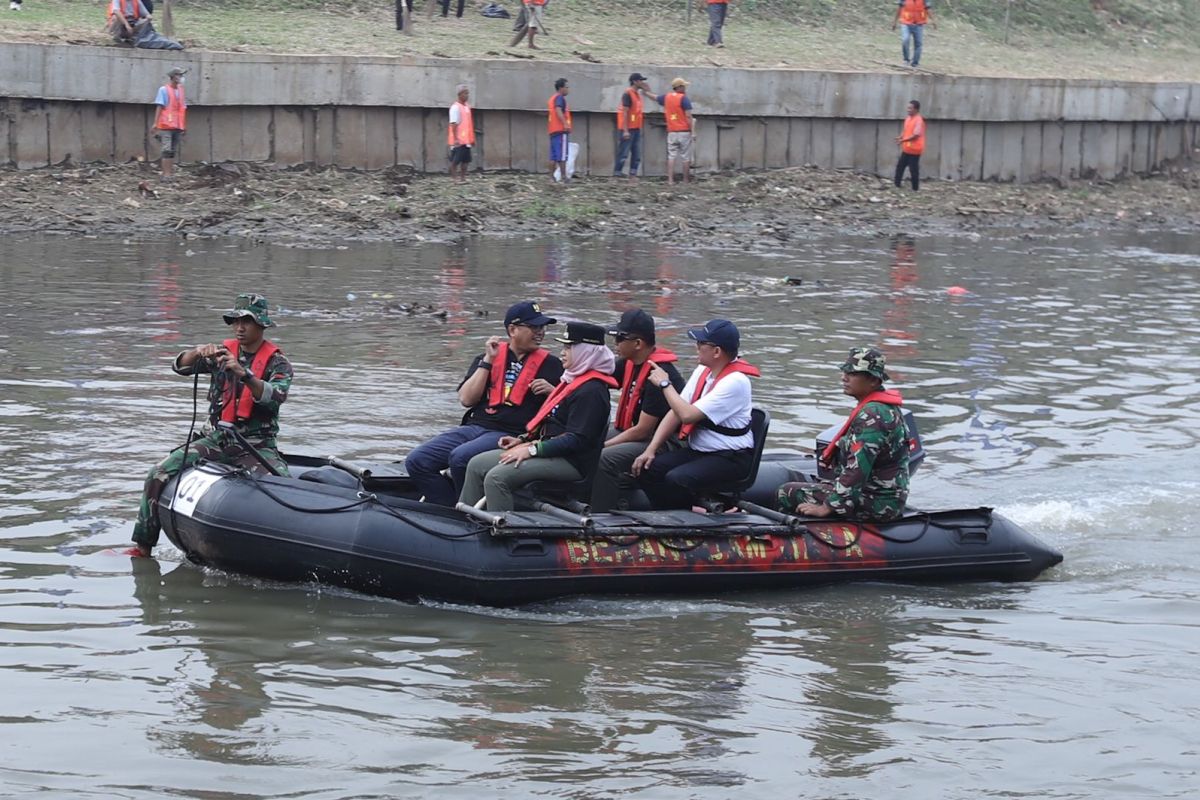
1;0;1198;81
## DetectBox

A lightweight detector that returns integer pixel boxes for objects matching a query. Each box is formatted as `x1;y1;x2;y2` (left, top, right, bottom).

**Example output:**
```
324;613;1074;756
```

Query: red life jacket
678;359;760;440
617;87;644;131
898;0;929;25
548;93;572;134
448;101;475;146
218;338;280;423
525;371;619;434
820;390;905;462
901;114;925;155
108;0;143;20
614;348;679;431
664;91;691;133
486;344;549;412
159;84;187;131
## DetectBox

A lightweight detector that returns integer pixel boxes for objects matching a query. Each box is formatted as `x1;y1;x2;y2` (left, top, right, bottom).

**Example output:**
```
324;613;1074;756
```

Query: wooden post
161;0;174;37
687;0;693;26
1003;0;1012;44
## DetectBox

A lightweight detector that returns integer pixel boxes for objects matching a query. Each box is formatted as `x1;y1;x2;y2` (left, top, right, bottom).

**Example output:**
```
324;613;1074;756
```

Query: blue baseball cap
504;300;557;328
687;318;740;354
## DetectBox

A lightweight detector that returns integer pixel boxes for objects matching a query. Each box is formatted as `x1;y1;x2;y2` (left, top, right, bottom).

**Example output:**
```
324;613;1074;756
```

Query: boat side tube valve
735;499;810;534
534;501;594;530
328;456;373;482
455;501;507;529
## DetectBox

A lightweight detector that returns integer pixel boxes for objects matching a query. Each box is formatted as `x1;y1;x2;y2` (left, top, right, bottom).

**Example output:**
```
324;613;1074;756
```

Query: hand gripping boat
158;417;1063;607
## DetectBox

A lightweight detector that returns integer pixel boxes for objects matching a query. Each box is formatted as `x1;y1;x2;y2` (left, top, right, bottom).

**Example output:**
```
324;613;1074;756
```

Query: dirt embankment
2;161;1197;247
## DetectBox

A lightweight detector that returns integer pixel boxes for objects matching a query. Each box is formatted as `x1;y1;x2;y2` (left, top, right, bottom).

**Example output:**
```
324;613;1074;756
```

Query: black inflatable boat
159;441;1063;606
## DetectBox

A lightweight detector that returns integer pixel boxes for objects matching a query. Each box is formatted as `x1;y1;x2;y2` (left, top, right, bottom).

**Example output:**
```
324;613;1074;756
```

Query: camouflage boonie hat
839;347;889;381
222;293;275;328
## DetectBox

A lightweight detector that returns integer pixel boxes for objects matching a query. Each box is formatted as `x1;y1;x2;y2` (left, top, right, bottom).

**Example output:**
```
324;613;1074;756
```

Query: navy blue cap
608;308;656;343
687;318;740;354
504;300;557;328
556;321;607;345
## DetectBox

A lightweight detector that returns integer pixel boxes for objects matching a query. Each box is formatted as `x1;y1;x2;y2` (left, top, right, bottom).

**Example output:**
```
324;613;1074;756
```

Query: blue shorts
550;132;569;163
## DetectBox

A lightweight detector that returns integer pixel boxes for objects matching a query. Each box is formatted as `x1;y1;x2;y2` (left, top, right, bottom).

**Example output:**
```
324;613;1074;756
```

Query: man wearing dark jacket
590;309;685;512
460;322;617;511
405;301;563;505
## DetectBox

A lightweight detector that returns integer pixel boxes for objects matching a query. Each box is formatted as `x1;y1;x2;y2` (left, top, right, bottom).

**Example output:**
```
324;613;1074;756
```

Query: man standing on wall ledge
448;83;475;183
892;0;936;68
894;99;925;192
152;67;188;182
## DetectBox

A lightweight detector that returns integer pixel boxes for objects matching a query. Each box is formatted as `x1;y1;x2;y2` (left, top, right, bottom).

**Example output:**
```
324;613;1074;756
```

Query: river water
1;231;1198;798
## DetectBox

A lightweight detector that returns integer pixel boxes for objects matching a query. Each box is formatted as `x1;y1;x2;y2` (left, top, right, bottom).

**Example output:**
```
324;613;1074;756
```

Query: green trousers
460;448;583;512
132;429;288;549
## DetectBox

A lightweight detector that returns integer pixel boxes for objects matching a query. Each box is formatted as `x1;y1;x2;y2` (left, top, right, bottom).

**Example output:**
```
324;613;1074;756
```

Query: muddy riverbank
2;161;1197;248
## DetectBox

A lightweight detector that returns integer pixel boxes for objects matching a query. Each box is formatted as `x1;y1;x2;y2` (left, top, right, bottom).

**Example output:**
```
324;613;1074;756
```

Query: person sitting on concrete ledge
107;0;151;44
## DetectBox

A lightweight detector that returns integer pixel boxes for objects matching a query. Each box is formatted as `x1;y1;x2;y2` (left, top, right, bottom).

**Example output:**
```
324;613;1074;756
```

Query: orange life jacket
525;371;619;434
902;114;925;155
159;84;187;131
548;93;572;135
617;88;644;131
678;359;760;440
898;0;928;25
614;348;679;431
486;344;549;412
448;101;475;146
820;390;905;462
107;0;143;20
663;91;691;133
219;339;280;424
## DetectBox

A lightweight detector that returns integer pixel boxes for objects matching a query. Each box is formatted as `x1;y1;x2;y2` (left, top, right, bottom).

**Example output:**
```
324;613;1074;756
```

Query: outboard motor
816;410;925;480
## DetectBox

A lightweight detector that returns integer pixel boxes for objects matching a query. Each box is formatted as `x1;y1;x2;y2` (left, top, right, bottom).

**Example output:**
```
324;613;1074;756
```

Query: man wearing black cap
631;318;759;509
405;301;564;506
460;322;617;511
590;309;685;512
128;293;293;557
615;73;651;180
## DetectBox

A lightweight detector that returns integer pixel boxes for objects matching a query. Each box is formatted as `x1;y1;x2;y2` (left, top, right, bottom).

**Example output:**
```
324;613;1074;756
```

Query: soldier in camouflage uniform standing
128;293;294;557
777;347;909;522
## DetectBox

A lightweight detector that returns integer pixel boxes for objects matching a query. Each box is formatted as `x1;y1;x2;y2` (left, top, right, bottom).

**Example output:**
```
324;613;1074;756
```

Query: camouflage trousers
132;429;289;549
776;481;906;523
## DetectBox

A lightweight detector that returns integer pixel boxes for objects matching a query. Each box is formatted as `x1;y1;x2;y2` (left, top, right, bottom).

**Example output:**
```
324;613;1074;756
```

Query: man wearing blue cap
631;318;759;509
405;300;564;506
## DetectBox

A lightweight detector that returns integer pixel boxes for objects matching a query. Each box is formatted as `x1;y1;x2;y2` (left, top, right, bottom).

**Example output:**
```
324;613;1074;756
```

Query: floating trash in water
947;286;970;296
346;293;357;301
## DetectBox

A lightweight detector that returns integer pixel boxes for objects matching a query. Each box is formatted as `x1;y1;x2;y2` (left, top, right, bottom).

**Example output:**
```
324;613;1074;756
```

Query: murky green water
1;232;1198;798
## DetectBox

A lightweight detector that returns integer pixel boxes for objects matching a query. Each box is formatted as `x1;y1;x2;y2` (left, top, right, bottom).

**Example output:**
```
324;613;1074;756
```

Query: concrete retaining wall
1;43;1196;180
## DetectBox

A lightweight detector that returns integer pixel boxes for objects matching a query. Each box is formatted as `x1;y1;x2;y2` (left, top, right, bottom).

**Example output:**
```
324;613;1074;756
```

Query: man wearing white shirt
632;318;758;509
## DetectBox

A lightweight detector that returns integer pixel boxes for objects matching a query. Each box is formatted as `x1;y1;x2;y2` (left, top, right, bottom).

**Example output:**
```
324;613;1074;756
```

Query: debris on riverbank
2;161;1196;247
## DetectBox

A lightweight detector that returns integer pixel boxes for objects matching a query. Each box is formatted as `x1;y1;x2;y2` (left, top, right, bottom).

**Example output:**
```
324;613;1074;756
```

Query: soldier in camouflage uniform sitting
778;347;910;522
128;294;294;557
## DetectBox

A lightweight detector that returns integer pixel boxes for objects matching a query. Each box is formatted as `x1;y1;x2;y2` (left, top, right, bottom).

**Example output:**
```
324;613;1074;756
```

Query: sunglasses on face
613;333;641;343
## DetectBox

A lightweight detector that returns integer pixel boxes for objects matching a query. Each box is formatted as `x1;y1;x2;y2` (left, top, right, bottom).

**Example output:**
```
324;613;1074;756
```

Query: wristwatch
527;444;538;457
658;378;671;389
